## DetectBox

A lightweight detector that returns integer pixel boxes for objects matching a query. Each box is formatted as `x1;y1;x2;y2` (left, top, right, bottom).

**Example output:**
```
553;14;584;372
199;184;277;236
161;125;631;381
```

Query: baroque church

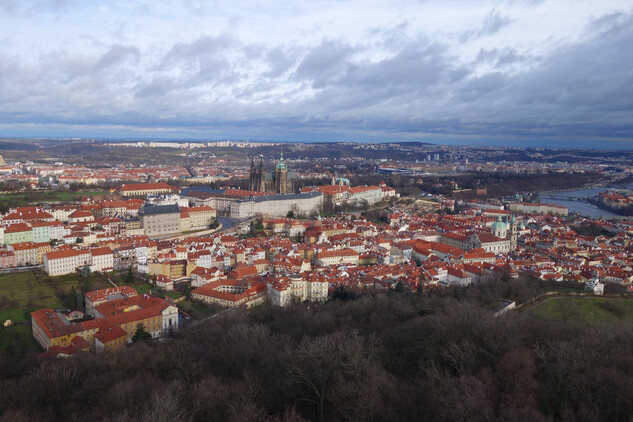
248;153;295;194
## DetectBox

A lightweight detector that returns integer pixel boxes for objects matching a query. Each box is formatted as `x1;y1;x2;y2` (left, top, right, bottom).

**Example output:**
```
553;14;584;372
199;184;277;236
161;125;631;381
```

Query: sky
0;0;631;149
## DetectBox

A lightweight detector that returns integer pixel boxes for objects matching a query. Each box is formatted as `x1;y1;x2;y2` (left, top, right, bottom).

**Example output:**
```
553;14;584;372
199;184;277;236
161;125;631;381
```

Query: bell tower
509;215;518;250
275;152;289;194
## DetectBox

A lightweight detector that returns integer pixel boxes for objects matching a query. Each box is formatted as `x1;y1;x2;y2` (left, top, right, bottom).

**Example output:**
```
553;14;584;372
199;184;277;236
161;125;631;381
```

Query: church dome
491;216;507;229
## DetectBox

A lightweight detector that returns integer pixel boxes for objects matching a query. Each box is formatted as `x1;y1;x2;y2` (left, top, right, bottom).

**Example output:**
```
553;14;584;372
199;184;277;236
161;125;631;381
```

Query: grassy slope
0;190;109;207
526;296;633;323
0;270;109;323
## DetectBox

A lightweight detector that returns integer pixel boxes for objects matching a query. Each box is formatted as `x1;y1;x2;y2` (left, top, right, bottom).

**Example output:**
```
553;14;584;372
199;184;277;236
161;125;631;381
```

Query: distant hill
0;141;39;151
387;141;434;146
45;143;107;155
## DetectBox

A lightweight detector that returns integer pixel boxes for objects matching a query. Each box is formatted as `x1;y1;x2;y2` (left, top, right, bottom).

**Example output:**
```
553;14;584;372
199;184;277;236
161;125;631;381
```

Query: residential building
315;248;360;266
44;249;91;276
89;247;114;273
0;250;15;267
8;242;39;266
4;223;34;245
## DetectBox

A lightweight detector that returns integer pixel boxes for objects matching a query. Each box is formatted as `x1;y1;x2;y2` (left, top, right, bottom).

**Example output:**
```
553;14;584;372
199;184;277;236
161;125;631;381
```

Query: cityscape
1;1;632;421
0;139;632;420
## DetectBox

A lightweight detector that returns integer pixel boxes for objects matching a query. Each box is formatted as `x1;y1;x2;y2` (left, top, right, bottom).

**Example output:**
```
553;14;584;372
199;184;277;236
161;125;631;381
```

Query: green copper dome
276;152;287;170
491;215;506;229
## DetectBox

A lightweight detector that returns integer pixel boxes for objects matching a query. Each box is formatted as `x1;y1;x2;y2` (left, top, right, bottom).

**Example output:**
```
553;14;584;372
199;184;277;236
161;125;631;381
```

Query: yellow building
120;182;176;197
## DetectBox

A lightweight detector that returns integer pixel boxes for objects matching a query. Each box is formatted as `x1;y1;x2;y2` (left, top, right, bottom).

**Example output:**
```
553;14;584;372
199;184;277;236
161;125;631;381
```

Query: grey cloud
264;47;298;78
511;12;633;112
1;0;75;16
340;43;454;89
505;0;545;7
494;49;525;68
458;72;508;101
460;9;513;41
133;76;178;98
38;52;94;83
480;9;513;35
587;11;630;37
295;39;356;88
163;34;234;64
442;11;633;139
95;44;140;70
294;40;469;119
0;0;18;13
475;48;499;62
157;34;238;88
368;20;412;49
475;47;527;68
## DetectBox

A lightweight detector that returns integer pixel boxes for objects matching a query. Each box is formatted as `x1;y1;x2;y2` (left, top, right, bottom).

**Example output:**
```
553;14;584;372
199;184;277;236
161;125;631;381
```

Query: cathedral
248;153;294;194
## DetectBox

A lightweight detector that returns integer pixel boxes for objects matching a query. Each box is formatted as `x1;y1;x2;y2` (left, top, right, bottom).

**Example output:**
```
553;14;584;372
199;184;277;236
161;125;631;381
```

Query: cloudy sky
0;0;631;148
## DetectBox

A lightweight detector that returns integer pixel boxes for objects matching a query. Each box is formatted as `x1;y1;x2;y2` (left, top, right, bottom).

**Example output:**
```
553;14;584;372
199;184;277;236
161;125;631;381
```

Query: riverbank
538;180;633;219
538;175;632;195
538;182;610;195
587;196;633;217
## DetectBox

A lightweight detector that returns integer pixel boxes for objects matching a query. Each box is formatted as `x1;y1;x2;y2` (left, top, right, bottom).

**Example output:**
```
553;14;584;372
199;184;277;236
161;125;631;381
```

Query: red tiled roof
46;249;90;260
90;247;113;256
94;324;127;343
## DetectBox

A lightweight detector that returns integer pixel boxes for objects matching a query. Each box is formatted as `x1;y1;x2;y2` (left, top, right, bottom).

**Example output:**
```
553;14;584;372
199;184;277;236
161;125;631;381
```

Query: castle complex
248;153;294;194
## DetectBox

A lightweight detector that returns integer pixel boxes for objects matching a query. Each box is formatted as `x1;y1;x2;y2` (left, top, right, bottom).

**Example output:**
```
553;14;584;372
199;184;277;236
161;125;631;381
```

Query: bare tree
283;331;376;422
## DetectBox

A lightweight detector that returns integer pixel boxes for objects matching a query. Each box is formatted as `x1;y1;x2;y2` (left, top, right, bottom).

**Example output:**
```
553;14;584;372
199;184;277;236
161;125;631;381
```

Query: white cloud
0;0;630;146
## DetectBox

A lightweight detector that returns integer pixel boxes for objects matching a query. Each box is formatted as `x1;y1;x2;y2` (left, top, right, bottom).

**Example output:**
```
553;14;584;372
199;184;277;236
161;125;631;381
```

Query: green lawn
134;283;153;295
178;299;221;319
0;270;109;323
0;324;40;355
0;190;109;210
165;290;184;300
525;297;633;323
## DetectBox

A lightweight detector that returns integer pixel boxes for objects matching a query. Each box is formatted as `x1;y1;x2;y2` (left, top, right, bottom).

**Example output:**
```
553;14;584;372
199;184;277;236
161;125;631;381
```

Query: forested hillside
1;280;633;421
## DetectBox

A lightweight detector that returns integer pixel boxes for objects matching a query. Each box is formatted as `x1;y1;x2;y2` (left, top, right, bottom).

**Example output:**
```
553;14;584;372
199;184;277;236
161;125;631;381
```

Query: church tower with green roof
275;152;289;194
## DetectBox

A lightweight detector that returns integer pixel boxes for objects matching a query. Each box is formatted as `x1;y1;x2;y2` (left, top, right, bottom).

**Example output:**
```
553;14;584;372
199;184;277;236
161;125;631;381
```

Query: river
539;181;633;219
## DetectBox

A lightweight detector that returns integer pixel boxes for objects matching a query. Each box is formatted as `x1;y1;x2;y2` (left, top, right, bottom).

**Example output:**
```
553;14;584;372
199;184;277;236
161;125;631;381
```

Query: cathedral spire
276;150;287;170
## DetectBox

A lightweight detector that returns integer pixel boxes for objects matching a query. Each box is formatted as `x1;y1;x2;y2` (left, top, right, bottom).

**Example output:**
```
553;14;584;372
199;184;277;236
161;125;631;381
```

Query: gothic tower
248;157;256;191
275;152;289;194
258;158;265;192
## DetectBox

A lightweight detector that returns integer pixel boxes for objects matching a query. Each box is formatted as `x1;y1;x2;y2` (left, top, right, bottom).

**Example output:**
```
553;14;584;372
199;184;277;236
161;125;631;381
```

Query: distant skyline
0;1;631;149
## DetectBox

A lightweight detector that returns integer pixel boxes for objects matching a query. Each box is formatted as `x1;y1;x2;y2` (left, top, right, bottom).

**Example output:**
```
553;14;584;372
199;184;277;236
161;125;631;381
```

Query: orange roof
317;248;360;258
46;249;90;260
3;207;53;221
4;223;32;233
90;247;113;256
94;323;127;343
31;309;85;338
192;280;266;303
10;241;37;251
69;210;93;218
182;205;215;213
